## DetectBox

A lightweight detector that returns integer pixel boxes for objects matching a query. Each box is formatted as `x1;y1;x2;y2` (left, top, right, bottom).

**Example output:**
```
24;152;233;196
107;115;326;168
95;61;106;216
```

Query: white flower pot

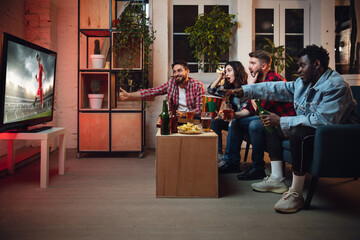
90;54;105;69
88;94;104;109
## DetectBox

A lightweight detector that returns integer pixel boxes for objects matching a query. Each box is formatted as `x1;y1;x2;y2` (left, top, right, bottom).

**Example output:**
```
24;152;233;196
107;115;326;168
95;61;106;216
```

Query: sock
270;160;283;180
291;172;306;195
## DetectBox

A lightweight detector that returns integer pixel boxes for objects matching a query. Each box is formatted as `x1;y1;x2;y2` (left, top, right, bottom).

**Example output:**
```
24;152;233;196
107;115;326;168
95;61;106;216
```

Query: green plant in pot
88;79;104;109
185;6;238;72
262;37;295;78
90;39;105;69
113;2;156;94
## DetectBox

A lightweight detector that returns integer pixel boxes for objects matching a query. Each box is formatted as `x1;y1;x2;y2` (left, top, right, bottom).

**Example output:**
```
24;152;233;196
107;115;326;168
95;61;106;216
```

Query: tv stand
0;127;66;188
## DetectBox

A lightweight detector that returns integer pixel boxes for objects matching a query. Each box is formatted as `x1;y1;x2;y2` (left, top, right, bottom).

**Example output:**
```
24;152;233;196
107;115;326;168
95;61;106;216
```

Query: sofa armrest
311;124;360;178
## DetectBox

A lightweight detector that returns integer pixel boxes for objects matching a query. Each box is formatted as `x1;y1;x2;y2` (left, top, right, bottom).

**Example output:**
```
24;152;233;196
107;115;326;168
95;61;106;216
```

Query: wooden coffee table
156;129;218;197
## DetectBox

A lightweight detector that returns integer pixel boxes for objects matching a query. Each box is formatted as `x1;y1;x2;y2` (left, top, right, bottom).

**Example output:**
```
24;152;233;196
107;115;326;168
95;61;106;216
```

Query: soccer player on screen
34;52;46;109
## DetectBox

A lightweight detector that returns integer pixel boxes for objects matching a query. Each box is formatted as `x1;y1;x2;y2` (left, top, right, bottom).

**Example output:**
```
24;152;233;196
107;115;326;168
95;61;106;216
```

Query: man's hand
176;110;185;118
248;72;258;85
118;87;129;101
220;88;244;98
260;112;280;127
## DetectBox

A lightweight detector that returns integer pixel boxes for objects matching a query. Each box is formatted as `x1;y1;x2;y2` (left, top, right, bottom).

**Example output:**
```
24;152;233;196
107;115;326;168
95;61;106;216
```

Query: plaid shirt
140;77;205;114
244;70;296;117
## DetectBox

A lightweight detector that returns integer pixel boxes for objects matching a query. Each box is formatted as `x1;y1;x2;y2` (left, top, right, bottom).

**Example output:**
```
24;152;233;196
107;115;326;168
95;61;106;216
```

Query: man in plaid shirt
119;60;205;117
219;50;296;178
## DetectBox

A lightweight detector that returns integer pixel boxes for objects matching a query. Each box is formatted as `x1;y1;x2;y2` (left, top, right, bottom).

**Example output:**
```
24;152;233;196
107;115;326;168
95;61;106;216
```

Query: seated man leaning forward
226;45;359;213
119;60;205;117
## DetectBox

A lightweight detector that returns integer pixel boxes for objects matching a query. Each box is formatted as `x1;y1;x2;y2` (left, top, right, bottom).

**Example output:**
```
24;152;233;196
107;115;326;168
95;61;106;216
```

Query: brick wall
0;0;26;157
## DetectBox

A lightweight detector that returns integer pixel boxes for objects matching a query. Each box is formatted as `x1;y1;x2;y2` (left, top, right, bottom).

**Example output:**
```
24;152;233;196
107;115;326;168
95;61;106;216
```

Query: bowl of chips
177;122;203;134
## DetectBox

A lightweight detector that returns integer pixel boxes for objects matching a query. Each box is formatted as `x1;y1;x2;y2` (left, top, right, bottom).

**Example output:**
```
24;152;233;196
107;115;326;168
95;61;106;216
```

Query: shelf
79;72;110;110
112;32;142;70
78;0;146;154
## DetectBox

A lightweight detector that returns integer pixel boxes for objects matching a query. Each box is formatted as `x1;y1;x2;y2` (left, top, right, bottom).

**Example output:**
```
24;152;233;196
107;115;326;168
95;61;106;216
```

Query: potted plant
88;79;104;109
112;1;156;92
90;39;105;69
185;6;238;72
262;37;294;75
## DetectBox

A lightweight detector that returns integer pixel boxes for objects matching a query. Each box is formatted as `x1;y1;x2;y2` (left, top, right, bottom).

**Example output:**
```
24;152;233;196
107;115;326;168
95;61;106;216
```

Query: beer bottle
160;100;170;135
255;99;276;134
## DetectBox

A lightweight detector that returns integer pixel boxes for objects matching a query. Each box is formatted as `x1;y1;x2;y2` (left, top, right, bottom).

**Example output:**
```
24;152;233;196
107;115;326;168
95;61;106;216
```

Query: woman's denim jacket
242;69;359;136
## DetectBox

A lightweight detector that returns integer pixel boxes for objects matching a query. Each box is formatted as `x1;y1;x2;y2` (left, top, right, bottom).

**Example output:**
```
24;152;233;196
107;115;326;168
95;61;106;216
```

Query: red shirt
244;70;296;117
38;63;43;89
140;77;205;114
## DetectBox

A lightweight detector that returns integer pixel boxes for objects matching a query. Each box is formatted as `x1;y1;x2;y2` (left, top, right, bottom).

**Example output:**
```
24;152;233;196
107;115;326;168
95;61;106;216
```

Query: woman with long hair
208;61;248;162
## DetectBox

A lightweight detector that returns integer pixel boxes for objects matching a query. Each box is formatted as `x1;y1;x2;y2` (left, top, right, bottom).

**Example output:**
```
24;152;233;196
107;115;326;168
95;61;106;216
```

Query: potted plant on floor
185;6;238;72
88;79;104;109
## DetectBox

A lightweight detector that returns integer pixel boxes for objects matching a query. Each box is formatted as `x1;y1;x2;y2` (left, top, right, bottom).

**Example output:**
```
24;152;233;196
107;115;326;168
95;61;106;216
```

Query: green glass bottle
161;100;170;135
255;99;276;133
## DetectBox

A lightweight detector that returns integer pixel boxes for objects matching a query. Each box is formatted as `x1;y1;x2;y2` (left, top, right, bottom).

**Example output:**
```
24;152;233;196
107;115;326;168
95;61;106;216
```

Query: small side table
0;127;66;188
156;129;218;197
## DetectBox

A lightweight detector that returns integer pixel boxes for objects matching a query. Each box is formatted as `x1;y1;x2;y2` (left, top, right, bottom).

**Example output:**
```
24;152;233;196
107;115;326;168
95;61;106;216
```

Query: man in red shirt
219;50;295;177
119;60;205;117
34;52;46;109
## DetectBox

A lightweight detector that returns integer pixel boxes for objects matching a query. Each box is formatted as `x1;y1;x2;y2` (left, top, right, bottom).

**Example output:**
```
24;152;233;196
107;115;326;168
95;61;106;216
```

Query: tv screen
0;33;57;132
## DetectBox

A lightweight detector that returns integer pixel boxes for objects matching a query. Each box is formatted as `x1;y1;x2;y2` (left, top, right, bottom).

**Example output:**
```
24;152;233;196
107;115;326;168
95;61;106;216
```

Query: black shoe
237;168;266;180
218;162;240;174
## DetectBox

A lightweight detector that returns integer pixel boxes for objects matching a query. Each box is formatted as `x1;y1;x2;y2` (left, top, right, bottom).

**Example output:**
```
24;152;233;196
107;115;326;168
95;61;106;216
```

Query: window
335;1;359;75
254;1;310;81
172;1;232;72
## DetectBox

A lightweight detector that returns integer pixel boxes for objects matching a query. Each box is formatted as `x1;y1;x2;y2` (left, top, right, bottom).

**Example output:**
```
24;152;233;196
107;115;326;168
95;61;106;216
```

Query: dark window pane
173;35;196;62
285;9;304;33
285;35;303;81
204;5;228;14
255;9;274;33
255;35;273;51
188;64;198;72
173;5;198;33
335;6;351;74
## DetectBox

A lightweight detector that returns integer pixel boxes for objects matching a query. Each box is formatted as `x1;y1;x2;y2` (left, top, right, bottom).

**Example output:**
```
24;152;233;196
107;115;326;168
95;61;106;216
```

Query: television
0;33;57;132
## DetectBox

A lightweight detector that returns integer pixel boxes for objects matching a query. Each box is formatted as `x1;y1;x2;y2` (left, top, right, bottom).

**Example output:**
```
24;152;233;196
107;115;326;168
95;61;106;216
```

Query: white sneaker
251;174;288;194
274;187;305;213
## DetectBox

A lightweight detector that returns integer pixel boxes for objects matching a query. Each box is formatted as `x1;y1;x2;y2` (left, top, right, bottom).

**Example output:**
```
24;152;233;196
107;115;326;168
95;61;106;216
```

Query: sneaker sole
251;186;289;194
274;204;304;213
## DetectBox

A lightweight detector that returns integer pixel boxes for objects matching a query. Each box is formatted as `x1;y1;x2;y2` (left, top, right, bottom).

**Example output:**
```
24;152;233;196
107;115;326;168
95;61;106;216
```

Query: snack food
177;122;202;134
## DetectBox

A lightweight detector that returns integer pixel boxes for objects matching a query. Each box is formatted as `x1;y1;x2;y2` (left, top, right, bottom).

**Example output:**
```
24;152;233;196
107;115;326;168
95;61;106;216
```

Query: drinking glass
223;103;234;121
201;112;212;131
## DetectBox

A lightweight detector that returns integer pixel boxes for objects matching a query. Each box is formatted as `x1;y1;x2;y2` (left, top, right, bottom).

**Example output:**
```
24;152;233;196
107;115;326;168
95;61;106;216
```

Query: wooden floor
0;148;360;240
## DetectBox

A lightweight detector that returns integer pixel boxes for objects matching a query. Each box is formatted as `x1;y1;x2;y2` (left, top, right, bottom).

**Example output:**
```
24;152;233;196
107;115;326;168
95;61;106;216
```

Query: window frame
171;0;235;73
253;1;310;78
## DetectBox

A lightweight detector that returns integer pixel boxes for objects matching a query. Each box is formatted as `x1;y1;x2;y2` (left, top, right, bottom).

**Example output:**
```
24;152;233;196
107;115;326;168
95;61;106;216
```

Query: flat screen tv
0;33;57;132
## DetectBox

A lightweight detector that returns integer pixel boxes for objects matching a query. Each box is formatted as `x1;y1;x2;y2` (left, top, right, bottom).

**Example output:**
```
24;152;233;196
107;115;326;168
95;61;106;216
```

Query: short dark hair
172;60;189;70
297;45;329;69
223;61;248;88
249;50;272;66
36;52;40;61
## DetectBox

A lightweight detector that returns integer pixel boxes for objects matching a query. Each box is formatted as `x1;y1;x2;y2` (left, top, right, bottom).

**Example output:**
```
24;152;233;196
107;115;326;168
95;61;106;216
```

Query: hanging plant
185;6;238;72
113;1;156;92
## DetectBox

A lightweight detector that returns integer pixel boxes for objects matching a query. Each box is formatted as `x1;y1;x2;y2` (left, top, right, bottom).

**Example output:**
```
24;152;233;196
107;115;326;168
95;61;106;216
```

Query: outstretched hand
118;87;129;101
220;88;244;98
260;112;280;127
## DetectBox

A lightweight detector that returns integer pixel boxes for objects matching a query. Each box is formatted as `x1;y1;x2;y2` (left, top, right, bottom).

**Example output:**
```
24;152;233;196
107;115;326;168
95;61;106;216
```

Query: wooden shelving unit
77;0;146;158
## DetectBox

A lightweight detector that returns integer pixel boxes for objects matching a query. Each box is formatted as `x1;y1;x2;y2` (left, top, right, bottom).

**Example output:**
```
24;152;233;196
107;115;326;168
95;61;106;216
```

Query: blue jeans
224;116;266;170
210;119;230;154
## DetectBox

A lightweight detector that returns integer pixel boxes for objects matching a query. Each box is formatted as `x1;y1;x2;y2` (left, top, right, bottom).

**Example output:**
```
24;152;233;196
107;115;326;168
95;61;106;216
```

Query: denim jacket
242;69;359;136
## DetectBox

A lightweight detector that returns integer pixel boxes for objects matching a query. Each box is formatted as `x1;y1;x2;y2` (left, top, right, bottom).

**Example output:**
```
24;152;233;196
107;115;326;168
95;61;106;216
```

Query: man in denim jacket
228;45;358;213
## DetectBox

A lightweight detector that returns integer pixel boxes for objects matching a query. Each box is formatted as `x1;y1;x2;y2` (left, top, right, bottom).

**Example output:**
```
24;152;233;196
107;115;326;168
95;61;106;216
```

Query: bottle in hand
254;99;276;133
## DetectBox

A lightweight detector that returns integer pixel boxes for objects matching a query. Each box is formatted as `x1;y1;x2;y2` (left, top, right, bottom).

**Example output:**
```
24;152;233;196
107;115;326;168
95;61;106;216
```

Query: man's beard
175;75;186;84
